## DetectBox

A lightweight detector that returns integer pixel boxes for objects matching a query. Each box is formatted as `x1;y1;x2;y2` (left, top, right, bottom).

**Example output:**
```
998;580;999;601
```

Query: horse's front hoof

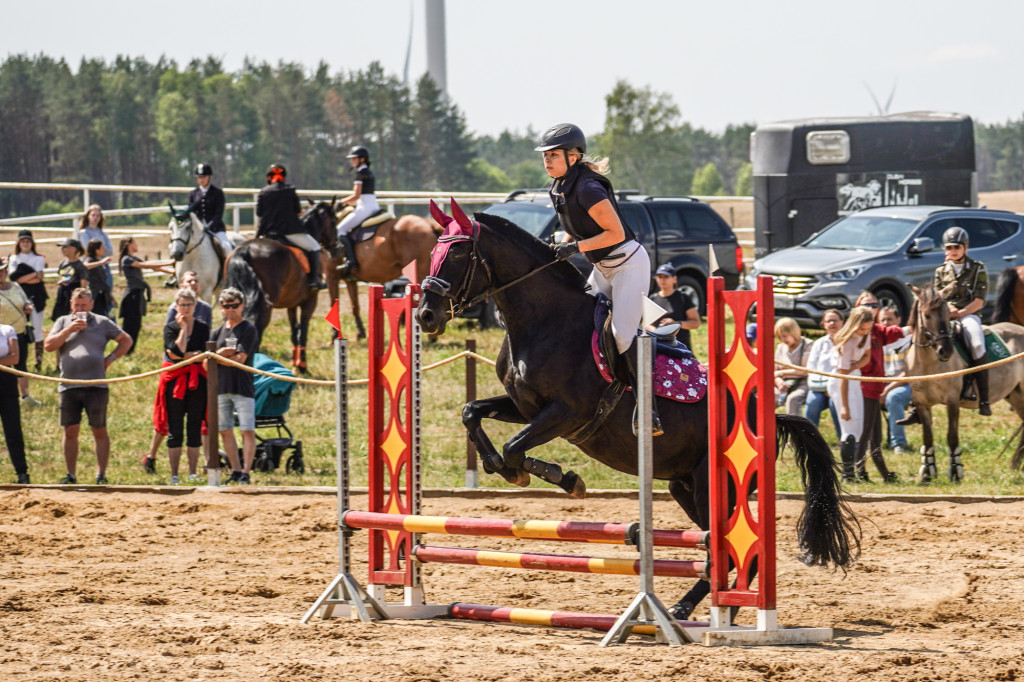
505;468;530;487
560;471;587;499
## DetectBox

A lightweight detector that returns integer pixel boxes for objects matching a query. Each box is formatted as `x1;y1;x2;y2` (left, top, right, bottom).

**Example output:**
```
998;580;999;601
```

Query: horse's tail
991;267;1019;324
225;246;267;343
775;413;861;570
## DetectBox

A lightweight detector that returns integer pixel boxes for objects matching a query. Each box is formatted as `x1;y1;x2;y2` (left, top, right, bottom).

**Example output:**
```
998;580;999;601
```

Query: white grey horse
167;207;244;303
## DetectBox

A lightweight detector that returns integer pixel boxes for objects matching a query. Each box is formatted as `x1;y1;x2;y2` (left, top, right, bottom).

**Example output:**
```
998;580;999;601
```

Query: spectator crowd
0;203;262;486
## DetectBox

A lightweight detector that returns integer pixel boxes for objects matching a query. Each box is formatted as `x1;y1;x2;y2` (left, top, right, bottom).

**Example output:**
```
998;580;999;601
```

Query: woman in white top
805;309;844;435
830;306;874;483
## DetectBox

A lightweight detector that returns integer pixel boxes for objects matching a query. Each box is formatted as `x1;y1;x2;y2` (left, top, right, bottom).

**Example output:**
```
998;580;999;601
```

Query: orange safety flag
325;299;343;336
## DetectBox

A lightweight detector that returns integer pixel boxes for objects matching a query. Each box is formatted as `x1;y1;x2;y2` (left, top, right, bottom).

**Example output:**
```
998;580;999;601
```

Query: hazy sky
8;0;1024;139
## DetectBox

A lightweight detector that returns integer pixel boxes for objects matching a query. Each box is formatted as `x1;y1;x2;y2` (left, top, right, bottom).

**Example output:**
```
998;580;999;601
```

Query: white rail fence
0;181;754;257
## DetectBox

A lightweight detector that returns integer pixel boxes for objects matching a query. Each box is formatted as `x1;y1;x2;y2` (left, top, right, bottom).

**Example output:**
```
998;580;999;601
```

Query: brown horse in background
327;213;442;338
991;265;1024;326
224;201;337;372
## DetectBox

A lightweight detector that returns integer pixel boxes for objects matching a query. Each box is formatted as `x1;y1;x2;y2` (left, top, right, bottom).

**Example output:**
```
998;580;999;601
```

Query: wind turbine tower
425;0;448;97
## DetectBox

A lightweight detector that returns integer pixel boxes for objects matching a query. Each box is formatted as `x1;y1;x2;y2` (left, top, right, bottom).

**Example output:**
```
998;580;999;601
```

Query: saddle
283;245;311;274
951;321;1011;364
336;207;395;244
591;295;707;403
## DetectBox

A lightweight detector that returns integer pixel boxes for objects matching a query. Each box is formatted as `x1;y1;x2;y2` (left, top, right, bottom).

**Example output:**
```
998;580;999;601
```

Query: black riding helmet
193;163;213;176
943;226;969;246
347;145;370;161
534;123;587;153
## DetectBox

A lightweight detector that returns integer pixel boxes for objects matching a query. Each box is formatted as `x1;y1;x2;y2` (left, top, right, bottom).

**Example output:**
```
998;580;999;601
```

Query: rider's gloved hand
551;241;580;261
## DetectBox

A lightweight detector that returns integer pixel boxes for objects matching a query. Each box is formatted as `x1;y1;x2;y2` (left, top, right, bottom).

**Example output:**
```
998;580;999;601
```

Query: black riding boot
976;367;991;416
839;434;857;483
622;349;664;438
896;405;921;426
307;249;326;290
337;234;357;274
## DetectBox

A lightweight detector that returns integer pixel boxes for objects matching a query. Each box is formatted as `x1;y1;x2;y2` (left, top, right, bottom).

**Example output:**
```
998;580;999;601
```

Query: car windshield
803;215;919;251
480;202;554;239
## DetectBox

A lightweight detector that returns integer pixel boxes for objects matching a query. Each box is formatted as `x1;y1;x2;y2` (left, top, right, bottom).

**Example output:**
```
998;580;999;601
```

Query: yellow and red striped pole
342;510;708;549
413;545;708;579
449;603;708;635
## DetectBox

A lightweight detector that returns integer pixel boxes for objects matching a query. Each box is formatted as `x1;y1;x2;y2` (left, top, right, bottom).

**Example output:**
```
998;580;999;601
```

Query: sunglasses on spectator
221;302;241;309
944;244;964;250
861;302;879;308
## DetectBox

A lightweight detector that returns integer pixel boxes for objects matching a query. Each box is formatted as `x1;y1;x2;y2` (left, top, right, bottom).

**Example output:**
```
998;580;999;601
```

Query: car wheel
676;275;706;315
872;286;907;322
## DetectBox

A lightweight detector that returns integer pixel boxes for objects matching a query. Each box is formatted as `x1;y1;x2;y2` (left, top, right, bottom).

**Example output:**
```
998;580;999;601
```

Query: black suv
480;190;744;312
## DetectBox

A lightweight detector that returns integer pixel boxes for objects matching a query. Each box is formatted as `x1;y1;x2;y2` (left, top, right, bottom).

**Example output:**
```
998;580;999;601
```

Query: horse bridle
421;223;559;318
912;298;954;351
170;214;211;257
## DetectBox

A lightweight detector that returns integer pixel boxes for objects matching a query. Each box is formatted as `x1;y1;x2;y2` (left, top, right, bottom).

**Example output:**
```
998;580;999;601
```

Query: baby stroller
249;353;305;474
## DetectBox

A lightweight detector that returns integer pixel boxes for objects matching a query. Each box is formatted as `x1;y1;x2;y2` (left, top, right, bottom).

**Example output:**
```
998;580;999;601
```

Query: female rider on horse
536;123;660;436
335;145;379;273
901;225;990;423
255;164;326;290
189;163;233;252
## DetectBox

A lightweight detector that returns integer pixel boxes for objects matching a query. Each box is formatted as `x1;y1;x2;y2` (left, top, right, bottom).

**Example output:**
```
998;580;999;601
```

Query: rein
421;226;560;317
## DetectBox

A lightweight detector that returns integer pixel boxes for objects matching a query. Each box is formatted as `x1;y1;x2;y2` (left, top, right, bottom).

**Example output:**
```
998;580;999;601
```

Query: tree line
1;54;1021;219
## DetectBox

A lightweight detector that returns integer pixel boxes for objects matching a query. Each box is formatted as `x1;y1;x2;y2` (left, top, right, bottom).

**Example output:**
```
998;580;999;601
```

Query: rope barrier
775;347;1024;383
0;348;500;386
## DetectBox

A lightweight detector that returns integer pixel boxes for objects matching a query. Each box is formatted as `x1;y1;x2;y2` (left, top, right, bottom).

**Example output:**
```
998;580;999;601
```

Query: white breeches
586;241;651;355
212;230;234;251
337;195;380;236
829;373;864;441
960;314;985;360
285;233;320;251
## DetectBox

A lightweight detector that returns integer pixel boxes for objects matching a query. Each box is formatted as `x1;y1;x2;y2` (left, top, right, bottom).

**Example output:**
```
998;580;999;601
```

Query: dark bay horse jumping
906;284;1024;477
225;201;337;372
327;211;441;339
416;200;860;619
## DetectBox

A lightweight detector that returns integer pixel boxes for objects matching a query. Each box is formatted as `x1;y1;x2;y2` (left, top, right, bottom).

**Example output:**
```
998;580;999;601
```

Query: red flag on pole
325;299;343;337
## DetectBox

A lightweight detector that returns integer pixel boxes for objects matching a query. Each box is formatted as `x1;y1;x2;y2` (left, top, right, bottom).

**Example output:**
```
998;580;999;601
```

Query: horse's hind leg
462;396;530;487
667;472;711;620
347;280;365;340
946;403;964;482
500;401;587;498
1006;386;1024;470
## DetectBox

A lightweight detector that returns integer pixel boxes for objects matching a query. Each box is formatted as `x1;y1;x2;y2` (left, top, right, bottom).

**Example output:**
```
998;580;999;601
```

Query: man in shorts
209;287;259;484
44;288;132;484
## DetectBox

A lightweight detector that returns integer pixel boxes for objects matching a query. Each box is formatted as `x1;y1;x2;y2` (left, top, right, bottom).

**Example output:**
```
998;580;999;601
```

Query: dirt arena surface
2;487;1022;681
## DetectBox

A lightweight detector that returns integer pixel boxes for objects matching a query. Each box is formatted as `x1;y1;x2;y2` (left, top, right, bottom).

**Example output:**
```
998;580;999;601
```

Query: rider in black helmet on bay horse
536;123;660;436
255;164;326;290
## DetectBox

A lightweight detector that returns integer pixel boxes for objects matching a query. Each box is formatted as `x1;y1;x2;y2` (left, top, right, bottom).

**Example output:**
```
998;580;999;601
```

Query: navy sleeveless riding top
548;162;635;264
354;165;375;196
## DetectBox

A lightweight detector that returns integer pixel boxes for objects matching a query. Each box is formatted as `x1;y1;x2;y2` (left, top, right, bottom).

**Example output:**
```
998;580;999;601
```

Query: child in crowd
773;317;813;415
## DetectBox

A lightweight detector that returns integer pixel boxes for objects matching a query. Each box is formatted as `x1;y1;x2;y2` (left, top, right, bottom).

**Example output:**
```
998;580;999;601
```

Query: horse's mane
474;211;589;291
907;283;946;334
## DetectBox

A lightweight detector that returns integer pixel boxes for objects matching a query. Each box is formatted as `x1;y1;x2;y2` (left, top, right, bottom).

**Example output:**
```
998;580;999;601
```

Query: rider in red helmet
536;123;660;436
256;164;326;290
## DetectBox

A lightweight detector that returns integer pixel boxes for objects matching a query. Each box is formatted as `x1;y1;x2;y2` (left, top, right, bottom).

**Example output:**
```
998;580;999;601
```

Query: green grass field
10;283;1024;495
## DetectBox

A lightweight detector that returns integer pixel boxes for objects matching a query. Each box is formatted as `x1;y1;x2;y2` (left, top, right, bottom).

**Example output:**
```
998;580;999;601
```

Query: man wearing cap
745;323;759;349
188;163;233;252
44;288;132;485
647;264;701;351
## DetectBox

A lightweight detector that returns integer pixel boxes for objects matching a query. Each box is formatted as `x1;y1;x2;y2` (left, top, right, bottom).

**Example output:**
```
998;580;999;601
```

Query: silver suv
745;205;1024;327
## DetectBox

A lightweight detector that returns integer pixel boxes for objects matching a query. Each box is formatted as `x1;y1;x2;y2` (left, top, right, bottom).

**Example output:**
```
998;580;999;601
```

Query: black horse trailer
751;111;976;258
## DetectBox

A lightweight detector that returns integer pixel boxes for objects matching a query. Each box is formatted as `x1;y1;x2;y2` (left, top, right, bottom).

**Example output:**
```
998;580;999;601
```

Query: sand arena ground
2;487;1024;681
